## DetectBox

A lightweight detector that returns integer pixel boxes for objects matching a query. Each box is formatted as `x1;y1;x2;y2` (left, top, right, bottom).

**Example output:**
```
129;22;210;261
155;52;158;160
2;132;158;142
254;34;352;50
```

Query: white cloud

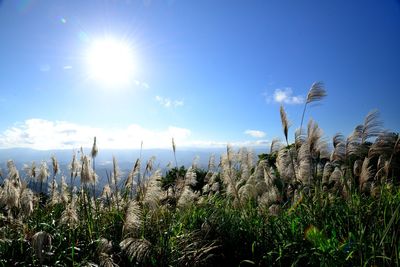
39;64;51;72
155;96;184;108
0;119;191;150
134;80;150;89
244;130;266;138
0;119;272;150
266;88;304;105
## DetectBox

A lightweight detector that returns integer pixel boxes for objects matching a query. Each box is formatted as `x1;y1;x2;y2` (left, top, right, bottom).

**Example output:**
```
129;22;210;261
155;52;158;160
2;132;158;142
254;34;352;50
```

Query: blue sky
0;0;399;150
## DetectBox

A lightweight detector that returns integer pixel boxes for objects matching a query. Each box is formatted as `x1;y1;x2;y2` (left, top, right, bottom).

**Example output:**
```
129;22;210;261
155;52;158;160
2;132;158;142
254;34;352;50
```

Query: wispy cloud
0;119;191;150
244;130;266;138
39;64;51;72
265;88;304;105
134;80;150;89
155;96;184;108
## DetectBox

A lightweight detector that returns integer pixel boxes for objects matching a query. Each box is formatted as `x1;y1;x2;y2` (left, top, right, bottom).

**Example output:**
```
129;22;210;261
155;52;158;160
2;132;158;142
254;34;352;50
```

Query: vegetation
0;82;399;266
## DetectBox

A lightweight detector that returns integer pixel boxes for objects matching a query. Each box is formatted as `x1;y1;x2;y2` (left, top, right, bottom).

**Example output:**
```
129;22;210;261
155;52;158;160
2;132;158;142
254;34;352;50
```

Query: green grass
1;185;399;266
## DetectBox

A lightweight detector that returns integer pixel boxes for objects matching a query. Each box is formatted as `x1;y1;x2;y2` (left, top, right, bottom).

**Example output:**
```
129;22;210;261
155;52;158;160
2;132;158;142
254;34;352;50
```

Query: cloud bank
0;119;271;150
0;119;190;150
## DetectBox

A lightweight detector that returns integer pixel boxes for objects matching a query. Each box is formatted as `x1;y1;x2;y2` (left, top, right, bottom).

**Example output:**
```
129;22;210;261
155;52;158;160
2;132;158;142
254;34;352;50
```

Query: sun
86;37;135;87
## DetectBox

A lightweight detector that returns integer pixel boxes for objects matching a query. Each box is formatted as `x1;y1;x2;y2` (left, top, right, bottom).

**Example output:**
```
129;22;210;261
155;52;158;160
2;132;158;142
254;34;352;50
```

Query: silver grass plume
142;170;162;209
101;184;112;201
270;138;282;154
2;179;20;211
49;179;61;206
368;132;397;158
70;153;80;177
322;162;334;186
360;157;372;193
60;202;79;229
353;159;363;177
207;154;216;172
51;156;59;177
238;183;257;202
24;161;37;182
330;133;346;163
120;238;152;264
172;138;178;167
32;231;52;265
295;128;306;149
306;81;327;103
239;148;254;181
185;167;197;187
7;160;20;183
279;105;290;145
298;143;311;185
123;200;142;237
91;136;98;159
38;161;49;192
97;237;113;255
221;145;241;205
99;253;118;267
307;119;324;157
300;81;327;132
348;110;383;156
276;147;297;183
178;186;199;208
361;109;383;144
60;175;69;204
125;159;140;194
330;167;342;184
97;238;117;267
20;187;35;217
81;155;96;185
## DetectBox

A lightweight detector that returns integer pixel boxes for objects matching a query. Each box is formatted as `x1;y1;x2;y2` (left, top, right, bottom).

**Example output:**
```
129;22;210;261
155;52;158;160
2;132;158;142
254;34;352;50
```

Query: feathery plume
300;81;327;134
306;81;327;104
361;109;383;143
3;179;20;210
142;170;162;209
20;187;35;217
185;167;197;187
279;105;290;144
60;203;79;229
322;162;334;186
81;155;96;185
60;175;69;203
51;156;59;176
207;154;216;172
120;238;152;264
360;157;372;192
123;200;142;237
270;138;281;154
178;186;199;208
91;136;98;159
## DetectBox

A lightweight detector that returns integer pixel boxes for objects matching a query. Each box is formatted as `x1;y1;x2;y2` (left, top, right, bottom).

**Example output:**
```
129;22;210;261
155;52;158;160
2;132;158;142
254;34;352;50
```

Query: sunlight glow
86;37;135;87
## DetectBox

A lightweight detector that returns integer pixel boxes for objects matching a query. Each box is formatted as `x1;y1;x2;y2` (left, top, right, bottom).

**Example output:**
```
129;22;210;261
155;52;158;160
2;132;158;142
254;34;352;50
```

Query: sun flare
86;37;134;87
